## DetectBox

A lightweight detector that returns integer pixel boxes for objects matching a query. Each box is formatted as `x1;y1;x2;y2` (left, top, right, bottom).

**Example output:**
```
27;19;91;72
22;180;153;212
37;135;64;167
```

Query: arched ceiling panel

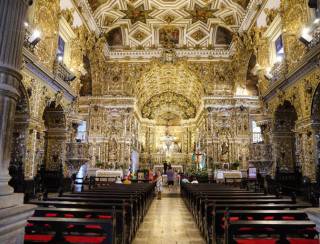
136;61;203;120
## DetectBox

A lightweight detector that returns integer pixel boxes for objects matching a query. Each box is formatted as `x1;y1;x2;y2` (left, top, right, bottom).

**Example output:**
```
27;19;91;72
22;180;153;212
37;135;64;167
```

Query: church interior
1;0;320;243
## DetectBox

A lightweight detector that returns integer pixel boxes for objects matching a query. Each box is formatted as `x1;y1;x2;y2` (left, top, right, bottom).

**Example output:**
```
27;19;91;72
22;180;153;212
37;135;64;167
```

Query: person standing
156;171;163;200
167;167;174;191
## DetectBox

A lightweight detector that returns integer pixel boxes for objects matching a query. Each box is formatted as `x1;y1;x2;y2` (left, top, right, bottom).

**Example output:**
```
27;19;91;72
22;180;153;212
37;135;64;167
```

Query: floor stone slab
132;195;205;244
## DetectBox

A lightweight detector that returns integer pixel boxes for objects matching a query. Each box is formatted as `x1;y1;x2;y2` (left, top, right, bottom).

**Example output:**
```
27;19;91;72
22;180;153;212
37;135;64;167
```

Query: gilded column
0;1;36;244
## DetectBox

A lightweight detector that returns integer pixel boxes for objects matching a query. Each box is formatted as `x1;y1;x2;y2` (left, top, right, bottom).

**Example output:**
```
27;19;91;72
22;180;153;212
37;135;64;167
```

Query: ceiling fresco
85;0;248;49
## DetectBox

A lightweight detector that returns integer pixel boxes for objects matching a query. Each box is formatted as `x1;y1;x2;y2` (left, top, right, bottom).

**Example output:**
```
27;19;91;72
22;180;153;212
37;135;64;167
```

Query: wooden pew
213;210;310;243
47;196;140;225
194;195;281;223
25;217;115;244
225;220;317;244
25;182;156;244
60;193;146;221
33;207;126;243
198;198;296;234
29;200;134;243
181;183;315;244
204;202;312;243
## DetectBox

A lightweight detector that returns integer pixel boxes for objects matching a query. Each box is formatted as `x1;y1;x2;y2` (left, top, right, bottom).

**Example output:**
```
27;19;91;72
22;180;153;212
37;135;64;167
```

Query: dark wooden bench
203;202;312;243
198;198;296;234
193;194;281;223
58;193;146;221
212;210;310;243
225;220;317;244
25;217;116;244
29;200;134;242
33;207;127;242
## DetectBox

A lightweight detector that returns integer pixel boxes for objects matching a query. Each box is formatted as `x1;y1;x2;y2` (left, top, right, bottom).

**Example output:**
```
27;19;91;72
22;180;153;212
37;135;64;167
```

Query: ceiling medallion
163;14;176;24
132;30;148;42
186;3;217;24
191;29;207;41
122;4;152;24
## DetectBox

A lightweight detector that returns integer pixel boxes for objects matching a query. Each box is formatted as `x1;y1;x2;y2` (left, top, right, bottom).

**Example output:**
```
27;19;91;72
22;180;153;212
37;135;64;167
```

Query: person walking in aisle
156;171;163;200
166;166;174;191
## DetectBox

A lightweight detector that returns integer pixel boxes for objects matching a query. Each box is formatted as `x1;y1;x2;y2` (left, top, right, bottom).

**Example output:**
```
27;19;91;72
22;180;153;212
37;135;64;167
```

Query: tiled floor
132;190;205;244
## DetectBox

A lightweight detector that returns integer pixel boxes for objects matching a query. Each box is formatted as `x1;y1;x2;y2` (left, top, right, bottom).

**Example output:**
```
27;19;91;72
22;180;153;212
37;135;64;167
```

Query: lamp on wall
299;18;320;46
57;55;64;62
64;74;76;82
264;67;273;80
299;27;313;45
28;29;41;47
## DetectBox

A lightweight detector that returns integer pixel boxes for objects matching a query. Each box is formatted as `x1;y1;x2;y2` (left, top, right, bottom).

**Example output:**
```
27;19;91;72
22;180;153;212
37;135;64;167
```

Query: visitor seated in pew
181;178;190;183
123;177;132;184
191;177;199;184
115;177;122;184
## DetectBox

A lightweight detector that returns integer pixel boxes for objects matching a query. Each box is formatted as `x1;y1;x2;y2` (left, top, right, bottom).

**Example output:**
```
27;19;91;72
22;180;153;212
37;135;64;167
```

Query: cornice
77;0;101;35
263;43;320;102
105;48;232;60
239;0;265;33
23;48;77;102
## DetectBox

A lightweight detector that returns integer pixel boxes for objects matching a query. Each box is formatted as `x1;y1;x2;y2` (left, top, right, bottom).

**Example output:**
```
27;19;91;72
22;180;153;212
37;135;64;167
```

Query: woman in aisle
156;170;163;200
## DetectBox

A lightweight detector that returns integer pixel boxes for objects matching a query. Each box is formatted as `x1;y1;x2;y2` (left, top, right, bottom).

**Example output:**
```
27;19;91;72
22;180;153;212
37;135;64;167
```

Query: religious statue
220;140;230;163
221;141;229;155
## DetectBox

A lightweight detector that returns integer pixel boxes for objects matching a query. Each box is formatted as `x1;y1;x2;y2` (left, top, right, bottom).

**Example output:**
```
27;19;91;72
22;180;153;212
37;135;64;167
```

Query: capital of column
0;66;22;101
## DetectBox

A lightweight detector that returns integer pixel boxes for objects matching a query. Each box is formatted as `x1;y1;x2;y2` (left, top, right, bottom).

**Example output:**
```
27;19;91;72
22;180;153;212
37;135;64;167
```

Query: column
0;1;36;243
0;0;29;198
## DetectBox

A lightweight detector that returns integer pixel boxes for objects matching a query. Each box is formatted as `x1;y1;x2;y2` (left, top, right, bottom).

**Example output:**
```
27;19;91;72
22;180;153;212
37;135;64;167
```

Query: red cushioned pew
25;216;115;244
203;202;312;243
212;210;311;243
224;220;318;244
29;200;133;243
32;207;126;242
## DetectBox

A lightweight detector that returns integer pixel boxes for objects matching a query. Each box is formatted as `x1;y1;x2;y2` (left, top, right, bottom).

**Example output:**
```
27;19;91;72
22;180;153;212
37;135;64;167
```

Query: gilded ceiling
136;61;203;122
85;0;248;49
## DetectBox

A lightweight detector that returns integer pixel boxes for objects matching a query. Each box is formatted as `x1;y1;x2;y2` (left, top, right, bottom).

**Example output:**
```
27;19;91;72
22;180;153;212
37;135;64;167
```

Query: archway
42;102;67;170
273;101;298;171
135;61;203;168
311;82;320;183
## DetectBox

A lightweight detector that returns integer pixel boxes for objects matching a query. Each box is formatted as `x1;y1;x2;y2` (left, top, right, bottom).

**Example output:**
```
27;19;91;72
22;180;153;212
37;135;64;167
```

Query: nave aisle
133;195;205;244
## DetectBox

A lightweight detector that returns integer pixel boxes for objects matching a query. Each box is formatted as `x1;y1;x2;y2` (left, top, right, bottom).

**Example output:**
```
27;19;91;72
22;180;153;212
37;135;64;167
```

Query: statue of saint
221;141;229;155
